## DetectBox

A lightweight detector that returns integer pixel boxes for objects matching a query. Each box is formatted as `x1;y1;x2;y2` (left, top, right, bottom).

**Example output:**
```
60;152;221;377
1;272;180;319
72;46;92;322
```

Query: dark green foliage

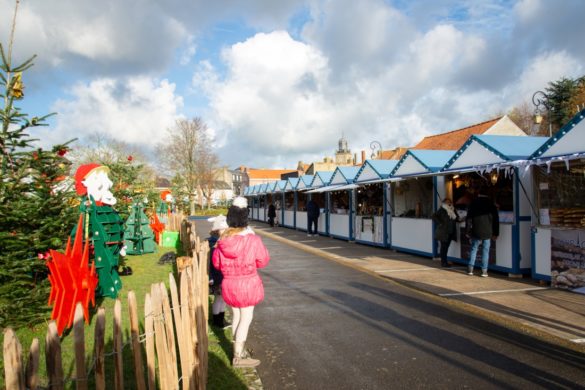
0;43;77;328
543;75;585;132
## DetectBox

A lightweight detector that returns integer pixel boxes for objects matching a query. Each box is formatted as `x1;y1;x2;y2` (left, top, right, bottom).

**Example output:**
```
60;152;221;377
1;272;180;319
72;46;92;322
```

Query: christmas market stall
249;184;260;221
283;178;300;228
529;108;585;293
257;183;269;223
389;150;454;257
440;134;548;275
272;179;287;227
308;171;334;235
295;175;314;232
325;166;360;240
244;185;255;219
353;160;397;247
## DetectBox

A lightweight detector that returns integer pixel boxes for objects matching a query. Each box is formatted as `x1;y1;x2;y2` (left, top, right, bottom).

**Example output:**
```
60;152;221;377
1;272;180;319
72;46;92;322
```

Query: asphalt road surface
199;221;585;389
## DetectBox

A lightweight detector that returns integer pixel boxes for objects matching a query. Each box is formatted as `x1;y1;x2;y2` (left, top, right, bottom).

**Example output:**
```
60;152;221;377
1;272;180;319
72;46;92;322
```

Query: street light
370;141;382;159
532;90;552;136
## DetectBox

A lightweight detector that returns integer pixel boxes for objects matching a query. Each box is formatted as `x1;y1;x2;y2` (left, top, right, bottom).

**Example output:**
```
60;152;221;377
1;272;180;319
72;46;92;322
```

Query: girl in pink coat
212;196;270;368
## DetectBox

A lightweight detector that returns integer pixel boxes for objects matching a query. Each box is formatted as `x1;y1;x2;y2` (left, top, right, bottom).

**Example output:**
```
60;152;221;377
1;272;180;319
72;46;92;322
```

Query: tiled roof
247;169;296;179
413;117;501;150
379;147;409;160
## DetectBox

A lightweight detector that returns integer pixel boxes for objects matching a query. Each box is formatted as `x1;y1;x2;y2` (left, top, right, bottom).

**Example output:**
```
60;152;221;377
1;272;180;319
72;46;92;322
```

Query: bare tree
157;117;219;214
508;101;536;135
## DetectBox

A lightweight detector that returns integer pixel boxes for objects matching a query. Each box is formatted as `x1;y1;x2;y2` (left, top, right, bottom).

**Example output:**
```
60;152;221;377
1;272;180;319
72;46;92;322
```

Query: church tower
335;134;353;165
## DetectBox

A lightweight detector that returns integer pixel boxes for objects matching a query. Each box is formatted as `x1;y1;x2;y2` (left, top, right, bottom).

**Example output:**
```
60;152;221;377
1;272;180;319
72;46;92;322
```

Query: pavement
251;222;585;353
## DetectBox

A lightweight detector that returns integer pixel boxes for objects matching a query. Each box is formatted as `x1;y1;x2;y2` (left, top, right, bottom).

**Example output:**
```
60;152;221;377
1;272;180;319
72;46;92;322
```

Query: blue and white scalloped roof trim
391;150;454;176
284;177;300;191
530;108;585;159
330;166;360;185
355;160;398;182
442;135;548;171
296;175;314;189
311;171;334;187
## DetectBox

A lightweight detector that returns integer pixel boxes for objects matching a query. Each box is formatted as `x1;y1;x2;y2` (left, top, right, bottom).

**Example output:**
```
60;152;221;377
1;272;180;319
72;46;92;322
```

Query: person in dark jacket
306;199;320;236
432;198;460;267
207;215;229;327
267;203;276;227
465;187;499;277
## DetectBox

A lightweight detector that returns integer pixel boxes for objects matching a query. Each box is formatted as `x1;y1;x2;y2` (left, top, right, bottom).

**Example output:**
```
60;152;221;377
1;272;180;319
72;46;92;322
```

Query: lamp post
370;141;382;159
532;90;552;136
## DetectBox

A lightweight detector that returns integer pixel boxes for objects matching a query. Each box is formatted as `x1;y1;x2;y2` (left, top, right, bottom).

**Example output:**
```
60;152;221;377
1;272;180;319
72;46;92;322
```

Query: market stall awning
305;184;345;193
334;183;360;191
391;150;455;176
530;108;585;160
354;160;398;182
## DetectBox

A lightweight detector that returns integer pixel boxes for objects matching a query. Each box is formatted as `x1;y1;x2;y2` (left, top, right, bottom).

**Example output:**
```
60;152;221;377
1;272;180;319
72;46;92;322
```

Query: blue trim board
511;170;521;274
355;239;386;248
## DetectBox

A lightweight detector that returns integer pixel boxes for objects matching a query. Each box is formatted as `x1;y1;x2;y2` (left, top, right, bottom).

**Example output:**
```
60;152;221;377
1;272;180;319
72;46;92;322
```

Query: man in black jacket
466;186;499;277
306;199;320;237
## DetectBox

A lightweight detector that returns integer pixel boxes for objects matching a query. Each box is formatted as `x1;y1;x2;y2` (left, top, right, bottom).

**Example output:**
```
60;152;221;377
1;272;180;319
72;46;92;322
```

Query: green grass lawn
1;246;251;389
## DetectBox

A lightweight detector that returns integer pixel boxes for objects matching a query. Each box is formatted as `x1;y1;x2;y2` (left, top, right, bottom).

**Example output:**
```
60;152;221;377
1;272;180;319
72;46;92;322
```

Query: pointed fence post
128;291;147;390
45;321;64;390
113;299;124;390
144;293;156;390
94;308;106;390
25;338;40;390
3;328;24;390
73;303;87;390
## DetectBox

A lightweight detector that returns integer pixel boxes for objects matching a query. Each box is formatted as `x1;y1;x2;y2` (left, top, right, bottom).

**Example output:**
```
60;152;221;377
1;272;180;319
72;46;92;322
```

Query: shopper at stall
267;203;276;227
466;186;499;277
307;198;320;236
207;215;229;328
432;198;460;268
212;196;270;368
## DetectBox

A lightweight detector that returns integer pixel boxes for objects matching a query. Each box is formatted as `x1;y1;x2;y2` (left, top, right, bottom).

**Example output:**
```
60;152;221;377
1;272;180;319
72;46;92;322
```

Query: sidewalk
252;223;585;353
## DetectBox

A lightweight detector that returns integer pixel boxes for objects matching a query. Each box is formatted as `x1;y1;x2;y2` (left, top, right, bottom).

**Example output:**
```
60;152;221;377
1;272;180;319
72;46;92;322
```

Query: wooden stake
128;291;147;390
144;293;156;390
73;303;87;390
25;338;39;390
170;273;193;390
3;328;24;390
113;299;124;390
94;308;106;390
152;284;170;390
159;282;179;386
45;321;64;390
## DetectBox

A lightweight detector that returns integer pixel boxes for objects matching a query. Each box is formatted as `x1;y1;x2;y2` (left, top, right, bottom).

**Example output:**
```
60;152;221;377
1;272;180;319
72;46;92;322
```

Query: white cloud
33;77;183;148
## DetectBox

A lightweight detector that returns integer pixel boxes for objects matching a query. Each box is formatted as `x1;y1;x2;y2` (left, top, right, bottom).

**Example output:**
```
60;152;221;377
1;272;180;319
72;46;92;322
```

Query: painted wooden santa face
83;170;117;205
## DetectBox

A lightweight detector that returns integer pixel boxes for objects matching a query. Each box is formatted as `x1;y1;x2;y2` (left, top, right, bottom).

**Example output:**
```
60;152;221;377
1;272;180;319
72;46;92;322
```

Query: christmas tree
0;9;77;328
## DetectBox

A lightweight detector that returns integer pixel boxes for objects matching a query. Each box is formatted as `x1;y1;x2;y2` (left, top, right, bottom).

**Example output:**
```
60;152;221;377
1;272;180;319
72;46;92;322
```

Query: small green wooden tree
0;37;77;328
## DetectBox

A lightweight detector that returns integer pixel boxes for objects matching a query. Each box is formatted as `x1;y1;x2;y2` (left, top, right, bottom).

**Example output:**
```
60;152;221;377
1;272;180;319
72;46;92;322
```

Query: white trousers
231;306;255;343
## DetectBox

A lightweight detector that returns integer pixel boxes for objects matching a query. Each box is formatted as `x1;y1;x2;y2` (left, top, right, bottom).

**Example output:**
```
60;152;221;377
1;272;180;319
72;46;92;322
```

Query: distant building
335;135;353;165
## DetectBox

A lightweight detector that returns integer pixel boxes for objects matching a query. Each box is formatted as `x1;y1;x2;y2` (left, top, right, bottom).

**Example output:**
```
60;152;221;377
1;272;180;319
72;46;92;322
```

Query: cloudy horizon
2;0;584;170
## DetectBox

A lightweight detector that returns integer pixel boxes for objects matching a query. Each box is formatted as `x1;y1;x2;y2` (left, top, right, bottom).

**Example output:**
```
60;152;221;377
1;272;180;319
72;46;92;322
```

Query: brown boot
233;341;260;368
232;354;260;368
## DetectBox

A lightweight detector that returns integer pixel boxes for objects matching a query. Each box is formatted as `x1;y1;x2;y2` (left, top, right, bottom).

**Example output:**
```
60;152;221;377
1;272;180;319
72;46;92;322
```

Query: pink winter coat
211;229;270;307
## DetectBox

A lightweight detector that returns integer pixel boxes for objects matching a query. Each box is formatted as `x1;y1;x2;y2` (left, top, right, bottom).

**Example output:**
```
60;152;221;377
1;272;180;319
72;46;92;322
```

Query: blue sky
2;0;584;170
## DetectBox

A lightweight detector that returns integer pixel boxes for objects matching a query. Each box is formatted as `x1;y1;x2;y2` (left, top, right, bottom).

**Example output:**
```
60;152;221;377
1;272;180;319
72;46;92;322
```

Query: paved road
195;220;585;389
248;234;585;390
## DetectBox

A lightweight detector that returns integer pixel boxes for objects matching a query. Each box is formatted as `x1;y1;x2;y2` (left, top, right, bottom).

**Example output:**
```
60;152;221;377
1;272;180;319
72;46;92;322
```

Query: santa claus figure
73;163;124;298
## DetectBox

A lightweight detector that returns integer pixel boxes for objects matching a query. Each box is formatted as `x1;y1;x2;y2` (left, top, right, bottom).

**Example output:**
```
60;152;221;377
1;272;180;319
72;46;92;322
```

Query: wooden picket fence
3;220;209;390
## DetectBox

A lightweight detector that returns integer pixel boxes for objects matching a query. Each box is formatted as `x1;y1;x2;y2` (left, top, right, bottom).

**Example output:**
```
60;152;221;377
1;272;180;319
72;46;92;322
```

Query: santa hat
207;215;228;231
160;190;172;201
74;163;110;195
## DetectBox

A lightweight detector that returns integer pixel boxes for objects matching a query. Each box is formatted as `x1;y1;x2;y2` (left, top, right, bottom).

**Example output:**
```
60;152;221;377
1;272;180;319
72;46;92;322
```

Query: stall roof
311;171;334;188
284;177;299;192
355;160;398;183
265;181;277;193
258;183;269;195
296;175;315;190
442;135;548;172
530;108;585;159
391;150;455;177
330;166;361;185
273;179;287;192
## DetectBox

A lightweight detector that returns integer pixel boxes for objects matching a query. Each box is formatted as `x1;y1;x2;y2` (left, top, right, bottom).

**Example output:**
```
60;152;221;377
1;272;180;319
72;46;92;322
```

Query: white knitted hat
232;196;248;209
207;215;228;231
